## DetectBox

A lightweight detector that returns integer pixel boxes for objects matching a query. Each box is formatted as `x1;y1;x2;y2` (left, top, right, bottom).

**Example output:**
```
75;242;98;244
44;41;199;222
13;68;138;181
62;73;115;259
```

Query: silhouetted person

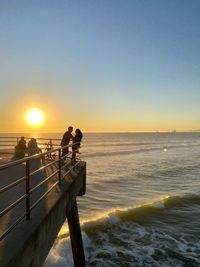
27;138;42;156
14;136;27;158
71;128;83;163
61;126;74;159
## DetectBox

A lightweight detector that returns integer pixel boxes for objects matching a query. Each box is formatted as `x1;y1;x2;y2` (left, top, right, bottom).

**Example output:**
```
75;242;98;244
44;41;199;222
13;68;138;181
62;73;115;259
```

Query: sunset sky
0;0;200;133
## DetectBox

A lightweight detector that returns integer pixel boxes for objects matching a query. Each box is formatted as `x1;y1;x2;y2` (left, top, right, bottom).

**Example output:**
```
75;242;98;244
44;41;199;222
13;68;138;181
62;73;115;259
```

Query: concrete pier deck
0;153;13;166
0;158;86;267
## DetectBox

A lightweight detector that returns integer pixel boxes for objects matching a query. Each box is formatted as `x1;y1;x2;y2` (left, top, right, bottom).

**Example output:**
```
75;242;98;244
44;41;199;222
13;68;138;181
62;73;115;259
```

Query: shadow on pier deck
0;143;86;267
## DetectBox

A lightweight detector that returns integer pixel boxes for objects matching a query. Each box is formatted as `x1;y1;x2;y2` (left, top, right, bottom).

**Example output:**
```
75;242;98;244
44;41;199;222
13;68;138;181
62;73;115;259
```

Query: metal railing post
58;149;61;185
25;159;30;220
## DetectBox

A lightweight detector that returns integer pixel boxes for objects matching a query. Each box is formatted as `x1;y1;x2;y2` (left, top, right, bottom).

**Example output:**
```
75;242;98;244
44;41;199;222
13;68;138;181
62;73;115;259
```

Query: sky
0;0;200;133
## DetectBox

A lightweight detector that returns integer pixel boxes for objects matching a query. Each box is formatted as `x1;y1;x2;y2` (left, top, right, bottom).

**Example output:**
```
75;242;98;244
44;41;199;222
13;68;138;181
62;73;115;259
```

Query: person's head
21;136;25;140
68;126;73;133
75;128;82;135
29;138;37;146
75;129;83;140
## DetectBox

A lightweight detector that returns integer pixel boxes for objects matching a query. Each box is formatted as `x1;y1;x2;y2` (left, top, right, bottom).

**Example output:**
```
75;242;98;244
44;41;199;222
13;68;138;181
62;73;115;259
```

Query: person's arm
70;133;75;142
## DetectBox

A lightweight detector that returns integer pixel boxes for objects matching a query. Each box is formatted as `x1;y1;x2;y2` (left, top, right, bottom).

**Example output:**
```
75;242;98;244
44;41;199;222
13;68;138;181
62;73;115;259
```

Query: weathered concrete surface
0;160;86;267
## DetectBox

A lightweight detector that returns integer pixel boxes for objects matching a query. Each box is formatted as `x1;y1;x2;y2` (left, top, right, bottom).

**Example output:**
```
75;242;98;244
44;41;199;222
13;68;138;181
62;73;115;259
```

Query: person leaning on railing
61;126;74;159
71;129;83;164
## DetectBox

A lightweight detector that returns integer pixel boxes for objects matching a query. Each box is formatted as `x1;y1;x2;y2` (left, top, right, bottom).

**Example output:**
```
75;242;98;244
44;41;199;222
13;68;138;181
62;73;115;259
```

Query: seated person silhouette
14;136;27;158
27;138;42;156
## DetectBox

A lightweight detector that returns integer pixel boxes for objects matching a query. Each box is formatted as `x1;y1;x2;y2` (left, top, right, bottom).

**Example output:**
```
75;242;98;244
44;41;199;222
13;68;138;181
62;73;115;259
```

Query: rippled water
2;132;200;266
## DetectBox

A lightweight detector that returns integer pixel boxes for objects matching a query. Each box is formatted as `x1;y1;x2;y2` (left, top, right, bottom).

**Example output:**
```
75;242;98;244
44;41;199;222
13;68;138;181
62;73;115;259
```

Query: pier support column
67;200;86;267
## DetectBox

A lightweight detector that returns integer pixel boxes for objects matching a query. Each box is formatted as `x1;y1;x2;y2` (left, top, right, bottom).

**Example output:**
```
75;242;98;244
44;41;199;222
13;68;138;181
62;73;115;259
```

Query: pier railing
0;141;82;241
0;136;61;154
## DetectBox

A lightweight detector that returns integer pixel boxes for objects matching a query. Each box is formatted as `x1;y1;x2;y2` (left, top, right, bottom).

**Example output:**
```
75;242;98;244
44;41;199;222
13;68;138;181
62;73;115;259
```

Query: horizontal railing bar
60;155;80;171
0;144;73;171
0;194;27;217
44;158;59;166
65;151;73;157
0;176;26;194
62;161;80;180
0;149;15;151
30;160;80;212
30;181;60;211
29;165;45;177
0;158;26;170
30;170;59;194
28;137;62;141
0;137;19;139
30;159;79;201
0;140;17;143
29;159;59;177
60;157;79;170
60;156;74;169
61;162;68;169
0;147;14;149
38;158;59;172
0;136;61;141
0;212;26;241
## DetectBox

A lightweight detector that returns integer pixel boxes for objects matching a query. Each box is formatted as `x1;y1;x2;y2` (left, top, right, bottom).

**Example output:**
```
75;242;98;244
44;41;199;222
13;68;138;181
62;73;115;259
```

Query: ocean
2;132;200;266
43;132;200;267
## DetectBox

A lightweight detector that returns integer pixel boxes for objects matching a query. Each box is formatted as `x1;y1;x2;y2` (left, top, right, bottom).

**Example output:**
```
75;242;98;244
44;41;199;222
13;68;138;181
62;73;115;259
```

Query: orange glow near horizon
25;108;46;128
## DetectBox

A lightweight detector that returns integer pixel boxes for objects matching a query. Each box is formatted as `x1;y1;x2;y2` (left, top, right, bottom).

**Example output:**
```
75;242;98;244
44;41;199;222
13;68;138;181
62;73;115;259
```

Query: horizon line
0;130;199;134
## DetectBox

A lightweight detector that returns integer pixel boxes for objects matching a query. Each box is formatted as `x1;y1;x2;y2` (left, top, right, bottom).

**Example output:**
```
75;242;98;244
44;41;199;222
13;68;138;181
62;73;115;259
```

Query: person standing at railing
61;126;74;159
71;128;83;164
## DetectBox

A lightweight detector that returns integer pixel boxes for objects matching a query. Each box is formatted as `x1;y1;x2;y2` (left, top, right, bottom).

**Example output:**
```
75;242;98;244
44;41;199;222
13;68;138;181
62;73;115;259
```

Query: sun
25;108;45;127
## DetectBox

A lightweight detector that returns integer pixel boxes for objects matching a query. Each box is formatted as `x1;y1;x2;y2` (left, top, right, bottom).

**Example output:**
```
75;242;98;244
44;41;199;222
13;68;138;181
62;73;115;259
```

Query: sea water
43;132;200;267
2;132;200;266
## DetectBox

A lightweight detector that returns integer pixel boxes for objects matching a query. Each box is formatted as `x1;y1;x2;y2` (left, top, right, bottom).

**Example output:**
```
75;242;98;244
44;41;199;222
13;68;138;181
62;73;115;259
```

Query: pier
0;137;86;267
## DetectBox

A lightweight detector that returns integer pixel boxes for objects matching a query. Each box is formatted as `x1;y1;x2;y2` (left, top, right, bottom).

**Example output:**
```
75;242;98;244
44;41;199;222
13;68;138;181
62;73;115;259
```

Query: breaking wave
45;194;200;267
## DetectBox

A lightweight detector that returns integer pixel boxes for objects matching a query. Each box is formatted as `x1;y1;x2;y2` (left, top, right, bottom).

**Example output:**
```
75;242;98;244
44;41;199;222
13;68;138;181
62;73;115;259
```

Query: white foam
107;215;120;224
44;237;73;267
136;225;148;238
